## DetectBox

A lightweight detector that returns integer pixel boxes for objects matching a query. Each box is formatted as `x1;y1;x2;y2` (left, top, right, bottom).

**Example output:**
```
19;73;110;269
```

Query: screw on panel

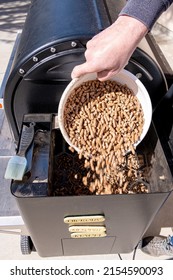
33;56;38;62
71;41;77;47
136;73;142;79
19;68;25;75
50;47;56;53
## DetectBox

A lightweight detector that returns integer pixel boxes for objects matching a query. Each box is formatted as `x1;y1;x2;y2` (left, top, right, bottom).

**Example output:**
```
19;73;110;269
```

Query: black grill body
4;0;167;142
3;0;173;257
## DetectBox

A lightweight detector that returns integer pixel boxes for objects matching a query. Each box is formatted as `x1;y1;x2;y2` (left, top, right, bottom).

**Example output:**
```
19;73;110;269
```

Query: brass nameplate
64;215;105;224
69;225;106;233
71;232;107;238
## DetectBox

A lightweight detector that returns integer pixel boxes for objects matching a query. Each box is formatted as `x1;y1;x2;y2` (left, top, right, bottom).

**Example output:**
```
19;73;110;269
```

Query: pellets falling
64;79;148;195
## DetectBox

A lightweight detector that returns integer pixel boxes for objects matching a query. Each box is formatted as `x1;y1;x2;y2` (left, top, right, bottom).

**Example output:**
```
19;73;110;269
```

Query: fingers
97;70;114;81
97;60;129;81
71;62;92;79
71;64;118;81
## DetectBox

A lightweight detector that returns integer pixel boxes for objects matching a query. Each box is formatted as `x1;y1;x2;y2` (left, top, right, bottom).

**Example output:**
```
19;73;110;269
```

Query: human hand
71;16;148;81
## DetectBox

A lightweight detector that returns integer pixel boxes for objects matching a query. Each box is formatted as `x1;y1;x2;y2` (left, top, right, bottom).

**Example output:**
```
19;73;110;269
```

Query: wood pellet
63;79;148;195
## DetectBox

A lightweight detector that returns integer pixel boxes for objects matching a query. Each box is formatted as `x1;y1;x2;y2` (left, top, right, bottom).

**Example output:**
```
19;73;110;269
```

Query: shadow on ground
0;0;30;42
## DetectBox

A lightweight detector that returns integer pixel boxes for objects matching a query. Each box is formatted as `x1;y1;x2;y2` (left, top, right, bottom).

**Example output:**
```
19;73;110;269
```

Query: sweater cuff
119;0;167;30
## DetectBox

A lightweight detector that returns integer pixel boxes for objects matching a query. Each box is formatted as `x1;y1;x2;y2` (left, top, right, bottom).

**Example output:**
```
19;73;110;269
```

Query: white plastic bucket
58;69;152;153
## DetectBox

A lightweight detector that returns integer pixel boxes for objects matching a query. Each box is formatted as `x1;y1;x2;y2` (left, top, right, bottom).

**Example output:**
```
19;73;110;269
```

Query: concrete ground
0;0;173;261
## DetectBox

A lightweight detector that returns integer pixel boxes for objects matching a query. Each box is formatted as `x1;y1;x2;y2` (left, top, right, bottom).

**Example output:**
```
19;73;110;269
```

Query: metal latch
52;115;59;129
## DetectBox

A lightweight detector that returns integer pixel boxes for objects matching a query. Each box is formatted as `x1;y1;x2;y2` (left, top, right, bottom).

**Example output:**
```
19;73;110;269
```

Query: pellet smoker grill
1;0;173;257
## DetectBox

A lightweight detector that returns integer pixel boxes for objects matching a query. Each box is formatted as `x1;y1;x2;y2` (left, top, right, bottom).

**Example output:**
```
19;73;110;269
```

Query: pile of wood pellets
63;79;148;195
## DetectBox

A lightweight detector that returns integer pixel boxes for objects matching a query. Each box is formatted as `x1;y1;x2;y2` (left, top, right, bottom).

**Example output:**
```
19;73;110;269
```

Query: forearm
113;15;148;49
119;0;173;30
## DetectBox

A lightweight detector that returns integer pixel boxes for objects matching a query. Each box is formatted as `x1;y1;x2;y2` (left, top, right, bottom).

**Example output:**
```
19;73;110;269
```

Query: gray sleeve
119;0;173;30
